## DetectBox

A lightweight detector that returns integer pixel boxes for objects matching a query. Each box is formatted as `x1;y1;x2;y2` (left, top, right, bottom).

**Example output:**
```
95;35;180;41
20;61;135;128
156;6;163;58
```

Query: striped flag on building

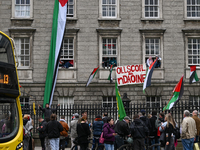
143;57;158;93
86;66;99;87
43;0;68;107
189;65;199;84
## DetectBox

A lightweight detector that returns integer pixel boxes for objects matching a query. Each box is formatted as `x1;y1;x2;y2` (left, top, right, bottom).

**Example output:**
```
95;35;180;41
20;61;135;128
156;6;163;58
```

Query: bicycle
118;143;161;150
71;138;105;150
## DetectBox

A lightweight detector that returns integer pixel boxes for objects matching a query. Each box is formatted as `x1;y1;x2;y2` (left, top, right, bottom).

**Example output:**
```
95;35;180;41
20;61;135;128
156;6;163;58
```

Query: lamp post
122;93;131;116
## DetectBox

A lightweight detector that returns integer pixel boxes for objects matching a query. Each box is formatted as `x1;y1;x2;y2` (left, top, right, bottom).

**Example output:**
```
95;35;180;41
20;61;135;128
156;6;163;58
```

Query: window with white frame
15;37;30;67
20;97;30;114
144;0;159;18
59;38;74;68
102;0;117;18
102;96;117;107
58;97;74;109
146;96;161;108
15;0;30;18
102;38;117;68
67;0;74;18
188;38;200;66
145;38;161;68
187;0;200;17
189;96;200;109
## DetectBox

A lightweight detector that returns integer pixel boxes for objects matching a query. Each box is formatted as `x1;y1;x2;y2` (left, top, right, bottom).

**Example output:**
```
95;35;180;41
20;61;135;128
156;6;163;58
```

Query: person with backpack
164;114;175;150
149;111;160;150
37;117;48;150
130;114;149;150
46;114;63;150
77;116;91;150
192;110;200;143
103;117;117;150
92;115;104;150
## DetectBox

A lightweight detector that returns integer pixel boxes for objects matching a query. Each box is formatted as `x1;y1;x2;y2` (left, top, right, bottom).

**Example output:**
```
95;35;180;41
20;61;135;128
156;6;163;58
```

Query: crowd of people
22;103;200;150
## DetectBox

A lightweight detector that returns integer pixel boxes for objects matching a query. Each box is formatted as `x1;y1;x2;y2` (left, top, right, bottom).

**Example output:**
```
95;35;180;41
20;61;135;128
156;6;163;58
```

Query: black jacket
77;123;91;144
37;120;47;139
131;119;149;139
46;120;63;139
39;106;58;119
140;116;151;130
114;120;130;137
149;116;157;137
102;117;108;124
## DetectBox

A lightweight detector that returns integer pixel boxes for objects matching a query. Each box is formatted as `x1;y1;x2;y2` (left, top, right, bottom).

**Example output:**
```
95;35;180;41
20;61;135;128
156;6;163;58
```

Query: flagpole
163;92;174;113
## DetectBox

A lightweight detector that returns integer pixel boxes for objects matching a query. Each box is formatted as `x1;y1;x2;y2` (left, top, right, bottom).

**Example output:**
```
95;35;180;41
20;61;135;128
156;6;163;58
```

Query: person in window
109;58;117;67
155;58;161;68
146;56;153;67
102;57;109;68
38;103;60;120
77;116;91;150
63;60;73;68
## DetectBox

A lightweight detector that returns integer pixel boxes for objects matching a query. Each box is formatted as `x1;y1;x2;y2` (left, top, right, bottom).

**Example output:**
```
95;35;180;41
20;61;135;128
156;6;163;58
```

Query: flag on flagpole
143;57;158;93
43;0;68;108
86;66;99;87
163;75;184;110
189;65;199;84
115;81;126;121
108;64;114;81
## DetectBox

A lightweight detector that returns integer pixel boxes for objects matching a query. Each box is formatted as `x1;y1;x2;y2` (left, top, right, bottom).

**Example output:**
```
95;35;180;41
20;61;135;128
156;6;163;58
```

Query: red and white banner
116;64;146;86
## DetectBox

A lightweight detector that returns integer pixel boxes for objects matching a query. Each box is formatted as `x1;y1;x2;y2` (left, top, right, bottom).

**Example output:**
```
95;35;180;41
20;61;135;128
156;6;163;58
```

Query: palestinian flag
108;65;114;81
115;81;126;121
86;66;99;87
190;65;199;84
143;57;158;93
163;75;184;110
43;0;68;107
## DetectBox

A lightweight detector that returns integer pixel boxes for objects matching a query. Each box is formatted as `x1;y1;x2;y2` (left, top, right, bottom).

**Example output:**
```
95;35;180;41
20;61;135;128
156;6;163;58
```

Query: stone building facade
1;0;200;110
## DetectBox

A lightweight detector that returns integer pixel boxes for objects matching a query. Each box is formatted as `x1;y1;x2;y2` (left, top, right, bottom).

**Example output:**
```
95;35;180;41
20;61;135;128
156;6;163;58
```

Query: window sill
17;67;33;70
98;18;121;21
66;17;78;21
58;67;76;70
11;18;34;21
141;18;164;21
184;18;200;21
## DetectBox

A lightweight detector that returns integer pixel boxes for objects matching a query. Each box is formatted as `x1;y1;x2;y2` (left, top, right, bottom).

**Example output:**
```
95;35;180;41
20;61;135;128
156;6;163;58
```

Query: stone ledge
98;18;121;21
141;18;164;21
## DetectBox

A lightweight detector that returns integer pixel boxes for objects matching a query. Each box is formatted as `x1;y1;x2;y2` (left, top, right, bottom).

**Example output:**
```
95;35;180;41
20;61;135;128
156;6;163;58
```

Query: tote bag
99;132;104;144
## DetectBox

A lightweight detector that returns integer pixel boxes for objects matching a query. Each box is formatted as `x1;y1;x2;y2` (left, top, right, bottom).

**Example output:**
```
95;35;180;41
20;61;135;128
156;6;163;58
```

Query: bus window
0;33;14;64
0;98;19;142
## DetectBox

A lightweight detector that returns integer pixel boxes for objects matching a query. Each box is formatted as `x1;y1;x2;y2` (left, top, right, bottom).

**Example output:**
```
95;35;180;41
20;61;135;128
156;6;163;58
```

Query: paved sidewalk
35;147;71;150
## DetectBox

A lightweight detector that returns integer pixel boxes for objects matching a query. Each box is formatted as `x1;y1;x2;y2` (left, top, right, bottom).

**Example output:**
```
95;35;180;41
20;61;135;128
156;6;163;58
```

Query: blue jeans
92;137;101;150
114;135;124;150
49;138;60;150
105;144;114;150
182;138;194;150
150;138;160;150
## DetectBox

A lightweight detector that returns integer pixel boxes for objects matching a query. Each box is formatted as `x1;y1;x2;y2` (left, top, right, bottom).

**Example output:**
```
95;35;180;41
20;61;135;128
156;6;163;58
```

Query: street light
122;93;131;115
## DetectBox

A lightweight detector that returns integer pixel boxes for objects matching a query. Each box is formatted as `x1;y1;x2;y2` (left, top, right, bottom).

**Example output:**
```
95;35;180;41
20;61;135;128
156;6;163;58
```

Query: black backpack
174;126;180;140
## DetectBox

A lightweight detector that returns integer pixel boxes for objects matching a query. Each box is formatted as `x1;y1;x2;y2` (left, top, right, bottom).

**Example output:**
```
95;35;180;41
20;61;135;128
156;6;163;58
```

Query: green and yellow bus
0;31;23;149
